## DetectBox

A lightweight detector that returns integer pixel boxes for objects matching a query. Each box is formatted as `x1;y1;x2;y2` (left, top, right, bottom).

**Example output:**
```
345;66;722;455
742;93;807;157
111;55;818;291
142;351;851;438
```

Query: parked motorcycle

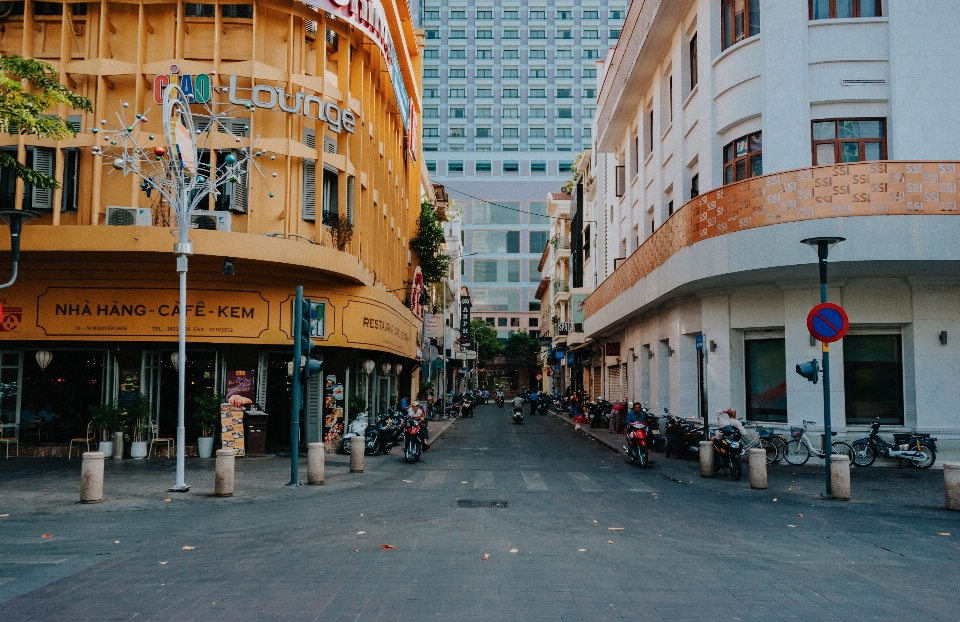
511;404;524;424
403;416;424;463
340;415;386;455
588;399;612;428
663;409;707;459
851;421;937;468
712;426;743;480
624;412;660;467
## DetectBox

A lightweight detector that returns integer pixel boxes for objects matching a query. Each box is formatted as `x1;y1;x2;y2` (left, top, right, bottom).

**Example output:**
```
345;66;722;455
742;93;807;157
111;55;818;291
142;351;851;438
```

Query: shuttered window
607;365;622;403
31;147;54;209
302;160;316;221
346;175;355;224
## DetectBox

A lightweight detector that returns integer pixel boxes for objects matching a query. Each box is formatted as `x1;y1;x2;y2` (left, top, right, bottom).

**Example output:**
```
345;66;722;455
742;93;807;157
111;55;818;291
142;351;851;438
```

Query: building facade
0;0;428;451
585;0;960;443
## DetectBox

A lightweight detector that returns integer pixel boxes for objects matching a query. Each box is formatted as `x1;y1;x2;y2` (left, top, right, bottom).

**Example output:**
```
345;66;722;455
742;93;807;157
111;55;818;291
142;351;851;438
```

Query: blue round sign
807;303;849;343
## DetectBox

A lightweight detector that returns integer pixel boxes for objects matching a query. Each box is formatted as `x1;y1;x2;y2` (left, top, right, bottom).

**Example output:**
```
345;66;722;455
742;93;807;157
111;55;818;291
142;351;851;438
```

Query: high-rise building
413;1;629;390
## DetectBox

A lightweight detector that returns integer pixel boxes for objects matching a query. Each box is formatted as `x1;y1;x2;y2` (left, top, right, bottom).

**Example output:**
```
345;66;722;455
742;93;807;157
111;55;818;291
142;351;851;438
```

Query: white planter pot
198;436;215;459
99;441;114;458
130;441;148;459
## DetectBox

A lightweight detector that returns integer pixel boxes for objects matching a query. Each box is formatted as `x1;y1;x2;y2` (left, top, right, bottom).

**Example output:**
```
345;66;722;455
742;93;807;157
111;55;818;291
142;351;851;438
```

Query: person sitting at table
37;404;56;422
20;403;37;426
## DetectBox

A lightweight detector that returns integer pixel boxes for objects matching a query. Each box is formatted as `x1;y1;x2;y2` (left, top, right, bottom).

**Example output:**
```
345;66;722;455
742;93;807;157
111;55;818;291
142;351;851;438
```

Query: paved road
0;405;957;621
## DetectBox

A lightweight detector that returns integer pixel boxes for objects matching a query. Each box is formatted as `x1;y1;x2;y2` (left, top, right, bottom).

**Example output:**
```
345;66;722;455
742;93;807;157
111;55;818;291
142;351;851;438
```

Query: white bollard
945;462;960;511
748;448;768;490
80;451;104;504
699;441;716;478
308;442;325;485
215;449;235;497
830;453;851;500
350;435;365;473
112;431;124;460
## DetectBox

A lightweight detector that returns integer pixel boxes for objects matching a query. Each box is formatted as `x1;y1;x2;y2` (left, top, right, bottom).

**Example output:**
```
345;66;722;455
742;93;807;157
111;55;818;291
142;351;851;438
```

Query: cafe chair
0;426;18;458
68;422;94;459
148;422;174;458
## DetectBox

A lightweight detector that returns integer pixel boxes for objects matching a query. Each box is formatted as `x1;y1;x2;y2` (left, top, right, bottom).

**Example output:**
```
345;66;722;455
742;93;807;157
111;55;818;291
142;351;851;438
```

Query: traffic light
297;298;323;378
796;359;820;384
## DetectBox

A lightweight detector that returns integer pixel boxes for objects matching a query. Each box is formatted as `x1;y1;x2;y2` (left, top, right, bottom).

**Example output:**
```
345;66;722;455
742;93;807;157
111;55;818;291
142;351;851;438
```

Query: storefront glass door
0;351;22;437
744;338;787;422
843;334;904;425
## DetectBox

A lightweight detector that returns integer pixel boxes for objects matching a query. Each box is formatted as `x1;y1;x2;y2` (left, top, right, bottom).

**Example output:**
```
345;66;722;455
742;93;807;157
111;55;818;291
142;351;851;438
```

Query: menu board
220;404;245;456
226;370;256;406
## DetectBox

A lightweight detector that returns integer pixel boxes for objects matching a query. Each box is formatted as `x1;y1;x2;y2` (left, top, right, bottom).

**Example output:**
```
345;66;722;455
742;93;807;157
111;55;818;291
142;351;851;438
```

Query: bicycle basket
790;427;804;439
758;428;774;438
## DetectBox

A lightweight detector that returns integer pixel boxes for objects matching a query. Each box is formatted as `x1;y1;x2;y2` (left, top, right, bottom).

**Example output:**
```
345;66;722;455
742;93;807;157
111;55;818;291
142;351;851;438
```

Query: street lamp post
0;209;40;289
801;236;845;499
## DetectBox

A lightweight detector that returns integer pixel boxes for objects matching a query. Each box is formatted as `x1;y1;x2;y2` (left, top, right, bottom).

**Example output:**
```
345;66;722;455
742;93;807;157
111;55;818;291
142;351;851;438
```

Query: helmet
627;401;634;408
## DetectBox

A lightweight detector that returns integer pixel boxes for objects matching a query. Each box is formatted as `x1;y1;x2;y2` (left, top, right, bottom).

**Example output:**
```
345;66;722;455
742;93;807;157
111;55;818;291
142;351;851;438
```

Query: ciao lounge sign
152;66;358;134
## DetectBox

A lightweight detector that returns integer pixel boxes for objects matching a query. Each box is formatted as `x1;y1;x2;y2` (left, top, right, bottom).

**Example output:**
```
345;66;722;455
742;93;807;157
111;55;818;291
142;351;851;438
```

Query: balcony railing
553;279;570;294
585;161;960;318
553;236;570;251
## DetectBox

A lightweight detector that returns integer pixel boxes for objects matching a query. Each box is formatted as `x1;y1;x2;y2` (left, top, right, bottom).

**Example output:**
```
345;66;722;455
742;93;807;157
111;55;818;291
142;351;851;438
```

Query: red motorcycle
625;413;660;468
403;417;424;463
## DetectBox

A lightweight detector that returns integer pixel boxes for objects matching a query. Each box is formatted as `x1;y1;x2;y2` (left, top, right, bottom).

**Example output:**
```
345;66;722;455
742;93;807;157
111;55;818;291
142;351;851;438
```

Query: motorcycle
340;415;386;456
663;409;708;459
511;404;524;424
460;396;475;418
712;426;743;480
588;399;612;428
624;412;660;467
851;421;937;468
403;416;424;463
537;399;549;416
495;393;504;408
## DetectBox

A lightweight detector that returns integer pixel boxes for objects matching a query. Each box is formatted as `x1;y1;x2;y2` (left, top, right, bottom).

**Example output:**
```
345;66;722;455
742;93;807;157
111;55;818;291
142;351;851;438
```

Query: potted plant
89;402;120;458
191;391;223;459
125;394;151;459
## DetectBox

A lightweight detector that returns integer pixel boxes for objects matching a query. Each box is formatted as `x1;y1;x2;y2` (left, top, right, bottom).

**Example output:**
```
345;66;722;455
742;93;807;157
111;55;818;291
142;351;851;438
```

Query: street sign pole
816;242;833;499
290;286;303;486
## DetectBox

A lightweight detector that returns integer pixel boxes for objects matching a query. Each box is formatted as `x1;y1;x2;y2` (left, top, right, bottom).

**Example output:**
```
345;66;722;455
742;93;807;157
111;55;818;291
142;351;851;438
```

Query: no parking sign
806;303;849;343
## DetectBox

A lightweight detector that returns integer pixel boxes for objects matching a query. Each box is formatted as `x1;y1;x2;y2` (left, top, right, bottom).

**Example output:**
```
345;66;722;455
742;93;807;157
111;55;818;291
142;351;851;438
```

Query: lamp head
801;236;845;259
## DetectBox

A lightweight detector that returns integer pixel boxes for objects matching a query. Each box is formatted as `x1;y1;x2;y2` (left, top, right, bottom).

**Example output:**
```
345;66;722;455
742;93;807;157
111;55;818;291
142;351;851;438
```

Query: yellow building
0;0;428;451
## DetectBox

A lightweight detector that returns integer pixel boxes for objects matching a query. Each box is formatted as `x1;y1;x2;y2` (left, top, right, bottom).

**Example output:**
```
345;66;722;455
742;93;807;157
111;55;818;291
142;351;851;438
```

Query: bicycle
782;420;854;465
740;421;783;464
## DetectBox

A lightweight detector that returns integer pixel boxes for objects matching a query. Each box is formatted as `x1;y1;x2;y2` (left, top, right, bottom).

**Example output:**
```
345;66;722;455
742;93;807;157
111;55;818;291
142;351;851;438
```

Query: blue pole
290;286;303;486
818;243;833;499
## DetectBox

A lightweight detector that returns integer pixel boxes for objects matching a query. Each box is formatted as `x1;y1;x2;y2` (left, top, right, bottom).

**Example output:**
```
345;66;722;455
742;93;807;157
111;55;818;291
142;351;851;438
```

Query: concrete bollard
112;431;124;460
748;448;768;489
80;451;105;503
945;462;960;511
307;442;325;485
350;435;365;473
830;453;851;500
699;441;716;478
215;449;235;497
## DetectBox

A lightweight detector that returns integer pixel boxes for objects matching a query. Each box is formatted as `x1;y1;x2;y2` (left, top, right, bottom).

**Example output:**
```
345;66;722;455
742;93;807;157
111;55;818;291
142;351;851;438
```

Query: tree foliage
409;201;451;286
0;55;93;189
503;331;540;370
469;319;503;367
559;152;584;195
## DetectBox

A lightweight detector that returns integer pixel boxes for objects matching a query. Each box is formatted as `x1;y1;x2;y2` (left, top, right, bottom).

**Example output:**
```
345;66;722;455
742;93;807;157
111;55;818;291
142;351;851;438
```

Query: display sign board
459;296;472;343
571;294;588;324
220;404;246;456
605;343;621;357
807;302;849;343
696;335;704;351
226;370;256;405
425;313;443;339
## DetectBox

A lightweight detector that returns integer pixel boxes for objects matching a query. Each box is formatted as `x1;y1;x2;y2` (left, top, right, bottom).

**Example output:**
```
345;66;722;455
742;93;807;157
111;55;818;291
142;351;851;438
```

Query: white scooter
339;414;368;454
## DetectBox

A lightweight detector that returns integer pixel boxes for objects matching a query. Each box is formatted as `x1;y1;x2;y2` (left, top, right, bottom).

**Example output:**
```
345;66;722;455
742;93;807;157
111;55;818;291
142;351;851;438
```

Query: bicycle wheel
782;439;811;465
759;438;779;464
771;436;786;462
850;440;876;467
831;441;854;463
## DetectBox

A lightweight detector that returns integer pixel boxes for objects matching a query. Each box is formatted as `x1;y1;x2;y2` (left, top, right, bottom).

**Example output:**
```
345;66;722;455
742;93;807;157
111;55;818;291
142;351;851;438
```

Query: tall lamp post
0;209;40;289
801;236;845;499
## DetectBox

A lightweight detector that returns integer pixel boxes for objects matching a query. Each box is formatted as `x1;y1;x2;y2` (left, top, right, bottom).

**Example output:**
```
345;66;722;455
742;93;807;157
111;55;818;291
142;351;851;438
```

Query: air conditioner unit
106;206;152;226
189;211;232;232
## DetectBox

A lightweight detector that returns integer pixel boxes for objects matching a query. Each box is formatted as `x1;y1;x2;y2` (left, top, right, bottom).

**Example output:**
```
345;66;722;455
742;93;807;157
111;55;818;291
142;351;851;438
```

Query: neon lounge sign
152;66;358;134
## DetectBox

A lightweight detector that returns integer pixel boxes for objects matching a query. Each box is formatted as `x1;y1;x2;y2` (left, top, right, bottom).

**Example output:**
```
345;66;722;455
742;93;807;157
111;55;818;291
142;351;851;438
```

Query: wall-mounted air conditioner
189;211;232;232
106;206;152;226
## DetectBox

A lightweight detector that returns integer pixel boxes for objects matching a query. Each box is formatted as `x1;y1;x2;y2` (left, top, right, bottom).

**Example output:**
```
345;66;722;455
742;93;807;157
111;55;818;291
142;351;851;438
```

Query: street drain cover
455;500;509;509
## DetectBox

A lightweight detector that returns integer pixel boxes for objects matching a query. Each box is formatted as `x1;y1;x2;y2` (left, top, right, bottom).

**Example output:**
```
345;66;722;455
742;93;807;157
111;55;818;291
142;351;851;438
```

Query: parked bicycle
740;421;784;464
782;420;854;465
850;421;937;469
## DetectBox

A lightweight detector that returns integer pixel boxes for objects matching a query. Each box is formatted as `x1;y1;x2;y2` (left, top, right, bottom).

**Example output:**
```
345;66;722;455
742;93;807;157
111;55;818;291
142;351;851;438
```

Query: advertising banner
571;294;588;324
226;370;256;406
425;314;443;339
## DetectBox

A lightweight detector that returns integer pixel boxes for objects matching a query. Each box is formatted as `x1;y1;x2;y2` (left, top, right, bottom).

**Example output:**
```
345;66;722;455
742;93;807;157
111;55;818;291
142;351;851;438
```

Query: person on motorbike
528;388;539;418
511;394;524;414
496;387;505;400
626;401;643;426
715;408;746;436
408;400;429;450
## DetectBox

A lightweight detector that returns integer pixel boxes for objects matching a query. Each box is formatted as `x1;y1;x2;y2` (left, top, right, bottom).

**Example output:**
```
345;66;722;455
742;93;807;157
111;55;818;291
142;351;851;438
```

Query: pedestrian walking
609;400;625;434
528;389;539;418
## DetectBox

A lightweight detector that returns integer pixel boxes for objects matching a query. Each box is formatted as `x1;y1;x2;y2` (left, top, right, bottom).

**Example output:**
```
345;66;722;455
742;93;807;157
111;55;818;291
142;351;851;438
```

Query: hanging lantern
35;350;53;370
394;364;403;376
171;351;184;371
363;359;375;375
381;363;392;376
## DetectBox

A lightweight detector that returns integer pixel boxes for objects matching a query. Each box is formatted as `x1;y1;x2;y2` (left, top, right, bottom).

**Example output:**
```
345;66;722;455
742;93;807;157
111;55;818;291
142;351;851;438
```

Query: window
510;318;521;327
424;88;439;98
423;70;440;82
812;119;886;165
529;230;548;251
424;10;439;20
556;128;573;138
321;168;339;226
449;108;466;118
476;29;493;40
530;30;547;40
689;33;699;91
583;127;592;139
476;68;493;78
448;161;464;173
485;317;495;326
610;29;621;39
503;10;519;20
498;318;508;326
668;76;673;123
476;10;493;19
425;29;440;40
557;89;573;98
423;128;440;138
557;10;572;19
475;108;492;118
558;30;573;40
450;10;466;19
723;131;762;184
424;49;440;59
529;10;546;20
691;173;700;198
584;225;591;259
449;88;466;98
529;301;541;312
631;129;640;176
426;161;437;173
503;161;520;173
583;30;599;39
810;0;881;19
583;49;601;59
844;334;904;425
615;166;626;197
583;108;596;119
503;30;520;39
473;260;520;283
583;68;597;79
476;50;494;59
503;68;520;78
556;68;573;79
503;128;520;138
530;108;547;118
502;108;520;119
473;231;520;254
530;128;547;138
1;146;79;211
744;338;787;422
503;89;520;99
583;10;599;19
475;128;491;138
449;29;467;39
448;68;465;78
449;49;466;59
583;89;596;98
530;49;547;59
449;127;466;138
530;201;550;224
610;10;625;19
503;49;520;59
476;88;493;98
531;161;547;173
722;0;760;50
529;317;539;327
476;161;492;173
559;161;575;173
530;89;547;98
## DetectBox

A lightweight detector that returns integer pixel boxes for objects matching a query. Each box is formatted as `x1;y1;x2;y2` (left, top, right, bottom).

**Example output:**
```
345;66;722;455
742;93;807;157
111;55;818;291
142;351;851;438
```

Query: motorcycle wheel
731;455;742;481
850;441;877;467
404;442;417;463
366;436;381;456
383;442;392;455
782;440;811;465
638;447;648;468
909;444;936;469
340;438;351;455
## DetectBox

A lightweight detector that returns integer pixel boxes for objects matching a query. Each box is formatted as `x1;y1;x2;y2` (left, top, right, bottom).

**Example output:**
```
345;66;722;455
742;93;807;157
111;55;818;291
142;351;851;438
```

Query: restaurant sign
36;288;270;339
